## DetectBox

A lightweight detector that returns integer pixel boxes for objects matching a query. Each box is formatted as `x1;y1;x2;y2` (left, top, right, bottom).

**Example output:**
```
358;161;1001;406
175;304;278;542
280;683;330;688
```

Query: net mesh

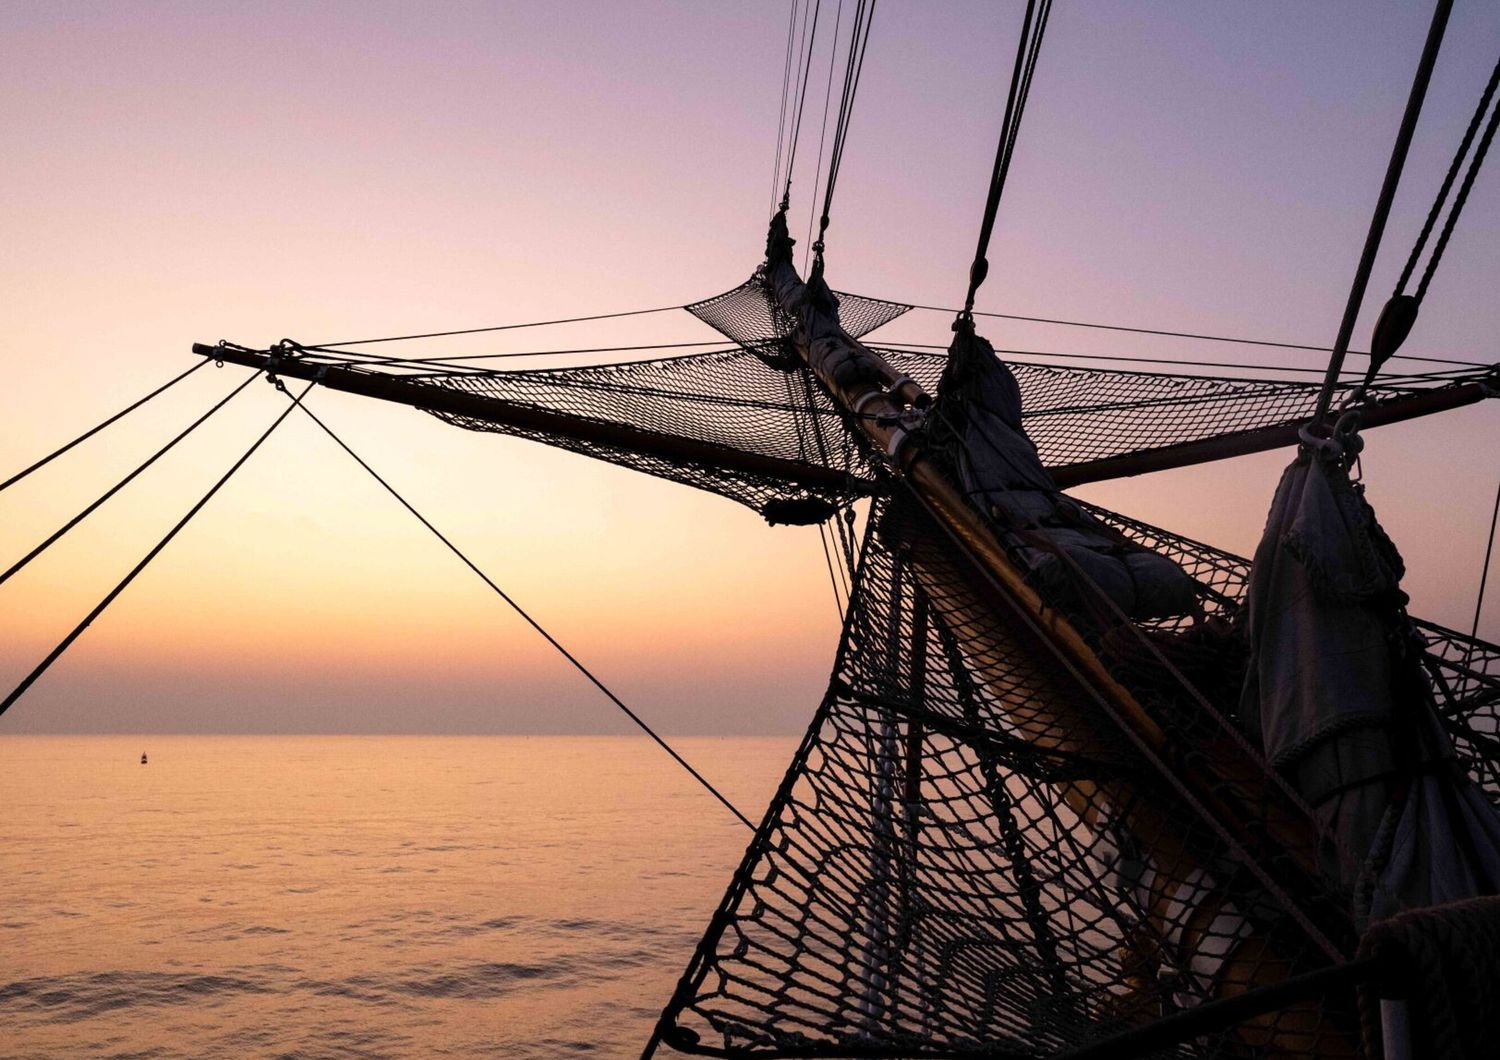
686;272;913;361
651;486;1500;1058
403;342;1457;519
412;352;876;516
653;491;1500;1057
654;493;1361;1058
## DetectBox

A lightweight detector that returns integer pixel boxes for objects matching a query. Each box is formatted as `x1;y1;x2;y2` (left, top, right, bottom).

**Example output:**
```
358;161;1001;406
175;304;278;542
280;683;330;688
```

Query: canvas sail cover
1240;443;1500;921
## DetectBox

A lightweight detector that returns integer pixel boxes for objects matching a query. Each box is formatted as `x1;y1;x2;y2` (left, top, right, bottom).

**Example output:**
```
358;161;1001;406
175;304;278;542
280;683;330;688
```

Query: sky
2;1;1497;736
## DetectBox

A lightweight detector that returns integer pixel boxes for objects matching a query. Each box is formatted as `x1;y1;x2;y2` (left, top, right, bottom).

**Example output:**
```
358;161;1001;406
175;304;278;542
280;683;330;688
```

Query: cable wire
1398;50;1500;302
770;0;802;212
288;396;755;831
305;304;685;350
781;0;824;208
810;0;877;267
0;359;209;494
960;0;1051;315
0;379;312;720
0;370;262;588
1312;0;1452;423
1471;473;1500;645
892;302;1486;369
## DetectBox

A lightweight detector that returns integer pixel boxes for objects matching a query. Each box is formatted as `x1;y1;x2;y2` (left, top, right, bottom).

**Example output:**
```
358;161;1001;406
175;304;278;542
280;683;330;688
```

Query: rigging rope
875;340;1490;380
312;339;737;370
0;359;209;494
286;395;755;831
770;0;801;212
1357;46;1500;394
894;302;1488;369
780;0;824;210
959;0;1052;317
0;378;312;721
305;303;684;350
1473;473;1500;645
1311;0;1452;424
0;370;261;588
1397;50;1500;306
809;0;876;272
803;0;844;272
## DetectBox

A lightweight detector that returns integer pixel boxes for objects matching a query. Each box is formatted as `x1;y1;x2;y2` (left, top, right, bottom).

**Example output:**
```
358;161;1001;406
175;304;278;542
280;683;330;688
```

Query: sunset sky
3;1;1497;735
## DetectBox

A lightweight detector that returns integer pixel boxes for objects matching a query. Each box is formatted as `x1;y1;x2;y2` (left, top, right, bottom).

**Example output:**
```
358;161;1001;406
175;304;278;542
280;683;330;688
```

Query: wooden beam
191;343;873;498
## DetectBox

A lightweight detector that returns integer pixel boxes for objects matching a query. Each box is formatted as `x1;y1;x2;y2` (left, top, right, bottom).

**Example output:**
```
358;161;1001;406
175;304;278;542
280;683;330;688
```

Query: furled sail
1241;435;1500;919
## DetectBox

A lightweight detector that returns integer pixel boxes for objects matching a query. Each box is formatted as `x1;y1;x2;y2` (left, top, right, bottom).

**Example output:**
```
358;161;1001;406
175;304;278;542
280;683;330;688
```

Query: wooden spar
762;216;1353;1054
1050;377;1496;488
189;343;872;500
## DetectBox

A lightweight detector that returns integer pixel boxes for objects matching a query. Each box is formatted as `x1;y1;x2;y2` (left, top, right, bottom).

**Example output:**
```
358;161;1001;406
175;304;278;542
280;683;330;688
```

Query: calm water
1;735;793;1058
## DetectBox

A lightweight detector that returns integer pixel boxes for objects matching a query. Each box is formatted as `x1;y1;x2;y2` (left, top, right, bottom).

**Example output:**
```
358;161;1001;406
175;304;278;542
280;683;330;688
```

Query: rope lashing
285;395;756;832
958;0;1052;319
1311;0;1452;426
0;377;313;720
1358;47;1500;395
0;358;210;494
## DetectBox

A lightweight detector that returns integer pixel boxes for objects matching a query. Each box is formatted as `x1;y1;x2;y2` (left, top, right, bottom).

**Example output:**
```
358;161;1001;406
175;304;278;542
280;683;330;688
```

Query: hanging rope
0;359;209;494
959;0;1052;318
1310;0;1452;424
286;396;755;831
0;379;312;720
0;370;262;588
809;0;877;275
1358;46;1500;394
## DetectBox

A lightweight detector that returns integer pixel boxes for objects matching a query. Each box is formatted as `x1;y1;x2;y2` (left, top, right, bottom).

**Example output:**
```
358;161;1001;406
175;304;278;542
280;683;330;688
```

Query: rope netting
686;272;912;362
412;350;878;516
1086;503;1500;814
401;339;1479;521
652;493;1363;1058
649;483;1500;1057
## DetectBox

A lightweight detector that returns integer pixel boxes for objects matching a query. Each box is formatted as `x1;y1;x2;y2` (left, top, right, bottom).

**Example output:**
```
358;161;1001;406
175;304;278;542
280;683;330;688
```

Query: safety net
398;334;1478;519
650;492;1358;1057
648;489;1500;1058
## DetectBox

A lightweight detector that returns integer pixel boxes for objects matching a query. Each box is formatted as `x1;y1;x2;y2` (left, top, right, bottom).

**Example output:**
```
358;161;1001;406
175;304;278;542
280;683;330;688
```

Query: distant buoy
141;752;148;765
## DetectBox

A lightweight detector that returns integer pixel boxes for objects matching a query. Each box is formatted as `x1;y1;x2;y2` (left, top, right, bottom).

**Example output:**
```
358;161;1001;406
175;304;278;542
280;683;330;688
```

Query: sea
0;735;795;1059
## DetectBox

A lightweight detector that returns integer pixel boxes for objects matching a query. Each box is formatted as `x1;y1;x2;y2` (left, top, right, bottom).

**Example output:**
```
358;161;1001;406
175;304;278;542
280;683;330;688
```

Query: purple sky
2;2;1497;734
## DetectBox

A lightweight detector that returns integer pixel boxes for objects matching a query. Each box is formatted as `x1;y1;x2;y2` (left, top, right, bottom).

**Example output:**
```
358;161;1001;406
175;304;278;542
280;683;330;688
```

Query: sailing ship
4;2;1499;1057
